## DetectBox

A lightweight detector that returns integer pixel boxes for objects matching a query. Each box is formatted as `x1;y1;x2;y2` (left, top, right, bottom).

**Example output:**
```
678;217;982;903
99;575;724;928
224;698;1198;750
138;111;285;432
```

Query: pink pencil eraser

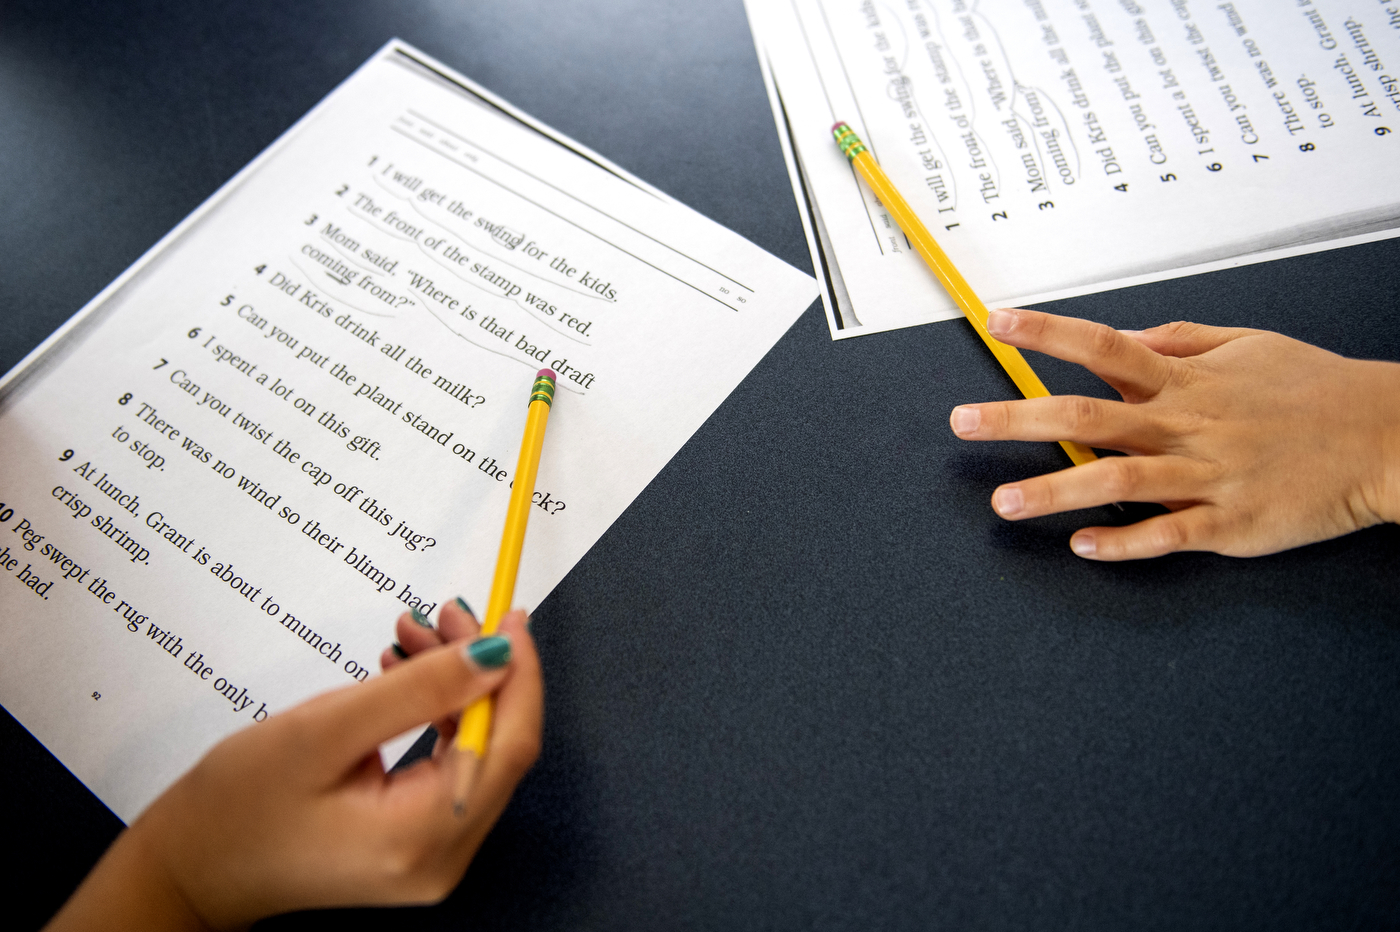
832;121;848;133
537;368;557;381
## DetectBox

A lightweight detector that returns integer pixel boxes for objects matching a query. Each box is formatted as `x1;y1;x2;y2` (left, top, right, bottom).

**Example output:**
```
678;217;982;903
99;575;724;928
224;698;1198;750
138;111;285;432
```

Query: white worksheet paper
746;0;1400;337
0;42;817;821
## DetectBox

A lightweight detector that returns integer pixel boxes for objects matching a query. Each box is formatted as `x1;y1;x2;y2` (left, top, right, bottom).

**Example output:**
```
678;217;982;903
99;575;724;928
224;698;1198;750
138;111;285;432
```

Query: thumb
1124;320;1261;358
289;635;513;774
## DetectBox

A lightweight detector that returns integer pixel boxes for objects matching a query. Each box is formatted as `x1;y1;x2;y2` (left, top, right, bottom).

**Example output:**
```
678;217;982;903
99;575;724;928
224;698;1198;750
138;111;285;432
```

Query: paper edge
742;5;846;337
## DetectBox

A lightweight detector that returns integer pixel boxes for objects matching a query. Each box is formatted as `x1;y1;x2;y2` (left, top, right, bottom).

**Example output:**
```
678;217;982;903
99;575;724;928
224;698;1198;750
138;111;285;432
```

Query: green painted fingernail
455;596;474;616
466;636;511;669
410;608;432;628
391;641;408;659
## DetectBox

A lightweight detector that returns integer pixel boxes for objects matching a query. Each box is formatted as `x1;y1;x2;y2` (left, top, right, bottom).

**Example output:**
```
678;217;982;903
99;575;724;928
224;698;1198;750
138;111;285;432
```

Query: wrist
46;821;211;932
1366;360;1400;526
1380;425;1400;527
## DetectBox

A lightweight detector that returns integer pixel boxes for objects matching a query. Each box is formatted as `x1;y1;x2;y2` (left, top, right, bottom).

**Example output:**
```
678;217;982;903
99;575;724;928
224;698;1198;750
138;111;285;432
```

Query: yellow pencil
832;122;1096;467
452;367;557;815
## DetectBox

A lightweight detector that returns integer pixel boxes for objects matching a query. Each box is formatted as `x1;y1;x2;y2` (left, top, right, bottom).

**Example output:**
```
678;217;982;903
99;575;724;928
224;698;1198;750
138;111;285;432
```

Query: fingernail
987;309;1015;337
1071;534;1097;557
391;641;408;659
410;608;433;628
466;636;511;669
455;596;474;616
950;406;980;436
1118;329;1142;334
992;486;1024;517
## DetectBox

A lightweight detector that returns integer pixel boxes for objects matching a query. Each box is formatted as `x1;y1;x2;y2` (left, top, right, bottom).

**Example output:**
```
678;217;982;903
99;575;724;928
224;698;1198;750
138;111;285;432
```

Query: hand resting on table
950;308;1400;560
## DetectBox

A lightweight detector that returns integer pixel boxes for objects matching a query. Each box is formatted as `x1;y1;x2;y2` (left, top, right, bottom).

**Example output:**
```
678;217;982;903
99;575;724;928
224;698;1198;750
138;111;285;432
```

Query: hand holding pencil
50;606;543;931
47;369;560;927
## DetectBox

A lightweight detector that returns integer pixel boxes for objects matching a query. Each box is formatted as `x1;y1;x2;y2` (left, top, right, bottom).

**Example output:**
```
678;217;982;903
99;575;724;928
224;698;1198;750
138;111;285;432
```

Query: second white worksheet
748;0;1400;337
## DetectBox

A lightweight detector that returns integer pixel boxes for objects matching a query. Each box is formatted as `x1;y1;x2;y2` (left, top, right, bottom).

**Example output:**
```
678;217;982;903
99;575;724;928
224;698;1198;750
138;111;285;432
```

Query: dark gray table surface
3;2;1398;929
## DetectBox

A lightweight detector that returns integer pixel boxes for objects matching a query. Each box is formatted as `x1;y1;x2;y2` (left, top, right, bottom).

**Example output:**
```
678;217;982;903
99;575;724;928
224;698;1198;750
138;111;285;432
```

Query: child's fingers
988;455;1208;521
387;611;541;851
986;308;1171;399
384;605;458;671
385;601;494;749
446;609;542;854
292;636;512;776
1068;505;1225;560
364;612;540;902
479;611;543;785
395;611;443;655
950;395;1161;453
437;597;481;642
1123;320;1260;358
391;610;534;784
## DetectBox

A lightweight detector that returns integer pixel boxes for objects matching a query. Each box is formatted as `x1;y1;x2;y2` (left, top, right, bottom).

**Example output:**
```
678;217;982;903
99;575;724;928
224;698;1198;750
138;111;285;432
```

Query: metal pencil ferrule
529;375;556;407
832;123;868;161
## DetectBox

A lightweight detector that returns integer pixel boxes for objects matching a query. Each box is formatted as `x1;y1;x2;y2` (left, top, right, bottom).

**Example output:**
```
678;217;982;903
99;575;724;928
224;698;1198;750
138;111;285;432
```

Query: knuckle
366;836;433;898
1169;403;1208;435
1065;396;1101;433
1099;457;1143;500
377;843;420;885
377;833;460;900
986;402;1014;432
1151;515;1192;552
1087;322;1121;359
1030;478;1060;514
1157;363;1191;395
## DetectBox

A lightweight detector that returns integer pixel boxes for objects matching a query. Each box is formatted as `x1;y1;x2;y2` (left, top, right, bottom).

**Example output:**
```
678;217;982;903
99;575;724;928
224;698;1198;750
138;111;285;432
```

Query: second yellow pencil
832;122;1096;468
